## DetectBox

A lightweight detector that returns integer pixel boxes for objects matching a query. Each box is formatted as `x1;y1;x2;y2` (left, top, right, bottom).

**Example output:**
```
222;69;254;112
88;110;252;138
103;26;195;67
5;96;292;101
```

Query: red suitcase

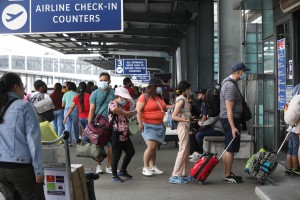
190;138;234;184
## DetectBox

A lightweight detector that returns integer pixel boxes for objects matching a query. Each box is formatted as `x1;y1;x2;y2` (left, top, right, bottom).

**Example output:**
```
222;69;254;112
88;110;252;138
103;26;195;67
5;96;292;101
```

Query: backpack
29;93;55;122
206;84;221;117
167;97;185;130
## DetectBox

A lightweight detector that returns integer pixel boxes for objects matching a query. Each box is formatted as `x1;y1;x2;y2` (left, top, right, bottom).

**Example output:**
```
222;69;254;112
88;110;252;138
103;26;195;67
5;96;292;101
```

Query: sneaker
285;168;293;175
181;176;195;182
96;165;104;174
76;139;82;144
222;174;243;183
142;167;153;177
150;166;163;175
230;172;242;180
292;168;300;176
189;153;202;163
118;170;133;180
189;152;198;158
112;176;124;183
169;176;187;184
106;166;112;174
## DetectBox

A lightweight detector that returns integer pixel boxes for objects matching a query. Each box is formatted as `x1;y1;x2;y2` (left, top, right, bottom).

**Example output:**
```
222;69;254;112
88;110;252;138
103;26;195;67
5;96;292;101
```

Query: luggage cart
42;131;74;200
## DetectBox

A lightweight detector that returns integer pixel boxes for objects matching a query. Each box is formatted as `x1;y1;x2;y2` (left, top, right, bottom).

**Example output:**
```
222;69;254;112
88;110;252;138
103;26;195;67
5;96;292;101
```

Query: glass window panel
11;56;25;70
0;55;9;69
263;9;273;38
27;57;42;71
93;66;105;76
246;33;256;43
60;59;75;73
43;58;58;72
245;63;257;73
76;60;92;75
246;44;257;53
263;40;274;73
245;54;257;63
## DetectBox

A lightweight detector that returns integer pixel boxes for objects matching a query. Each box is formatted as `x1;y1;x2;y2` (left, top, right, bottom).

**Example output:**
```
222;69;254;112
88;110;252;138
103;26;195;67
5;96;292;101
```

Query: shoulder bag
84;91;112;146
228;80;252;122
76;142;104;158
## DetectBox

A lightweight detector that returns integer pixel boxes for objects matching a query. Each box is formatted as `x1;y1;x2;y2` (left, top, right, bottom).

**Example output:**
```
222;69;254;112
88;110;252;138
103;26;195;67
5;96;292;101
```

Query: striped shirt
219;77;243;118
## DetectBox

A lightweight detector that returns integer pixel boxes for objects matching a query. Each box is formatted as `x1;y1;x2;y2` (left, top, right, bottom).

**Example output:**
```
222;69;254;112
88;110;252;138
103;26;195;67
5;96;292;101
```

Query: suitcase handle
218;137;235;160
277;126;294;154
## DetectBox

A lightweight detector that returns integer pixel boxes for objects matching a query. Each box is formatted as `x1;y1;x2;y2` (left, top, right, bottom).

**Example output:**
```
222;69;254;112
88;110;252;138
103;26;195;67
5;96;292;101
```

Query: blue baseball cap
232;62;250;72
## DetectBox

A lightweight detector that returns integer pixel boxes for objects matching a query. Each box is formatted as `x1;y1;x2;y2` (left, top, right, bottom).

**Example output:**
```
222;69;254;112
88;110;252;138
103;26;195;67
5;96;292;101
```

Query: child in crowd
285;125;300;176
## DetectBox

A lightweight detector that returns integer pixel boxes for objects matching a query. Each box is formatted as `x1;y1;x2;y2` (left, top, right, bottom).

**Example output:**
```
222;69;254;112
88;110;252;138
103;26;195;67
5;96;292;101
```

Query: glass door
250;38;276;152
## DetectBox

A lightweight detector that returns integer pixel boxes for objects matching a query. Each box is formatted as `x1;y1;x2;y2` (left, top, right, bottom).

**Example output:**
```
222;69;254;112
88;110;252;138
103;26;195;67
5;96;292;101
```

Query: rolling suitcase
190;138;235;184
248;128;292;184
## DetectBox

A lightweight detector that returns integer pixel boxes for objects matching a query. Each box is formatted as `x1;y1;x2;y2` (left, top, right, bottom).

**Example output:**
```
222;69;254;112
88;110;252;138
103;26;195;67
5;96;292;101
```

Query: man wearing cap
219;62;250;183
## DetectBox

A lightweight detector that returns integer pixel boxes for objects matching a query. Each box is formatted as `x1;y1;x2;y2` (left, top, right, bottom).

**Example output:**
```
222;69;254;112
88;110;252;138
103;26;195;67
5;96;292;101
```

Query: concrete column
218;0;242;81
197;0;214;89
179;34;187;82
187;23;198;89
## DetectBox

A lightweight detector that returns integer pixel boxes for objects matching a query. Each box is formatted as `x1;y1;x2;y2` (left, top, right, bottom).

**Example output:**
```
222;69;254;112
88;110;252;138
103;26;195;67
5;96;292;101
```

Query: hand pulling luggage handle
218;138;235;160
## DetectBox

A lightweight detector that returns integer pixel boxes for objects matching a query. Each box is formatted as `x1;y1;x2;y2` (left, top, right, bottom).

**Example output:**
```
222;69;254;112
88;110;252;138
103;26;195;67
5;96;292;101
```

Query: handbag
228;80;252;122
76;142;104;158
84;91;112;146
128;118;141;135
31;94;55;122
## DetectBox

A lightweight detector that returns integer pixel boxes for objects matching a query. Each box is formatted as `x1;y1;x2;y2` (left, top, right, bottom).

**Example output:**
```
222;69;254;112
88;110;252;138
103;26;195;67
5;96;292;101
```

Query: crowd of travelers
1;61;300;198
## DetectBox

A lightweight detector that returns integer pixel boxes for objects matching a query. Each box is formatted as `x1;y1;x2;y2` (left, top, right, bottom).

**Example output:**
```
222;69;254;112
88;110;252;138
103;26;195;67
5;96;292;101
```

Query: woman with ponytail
63;82;90;143
0;73;45;199
169;80;193;184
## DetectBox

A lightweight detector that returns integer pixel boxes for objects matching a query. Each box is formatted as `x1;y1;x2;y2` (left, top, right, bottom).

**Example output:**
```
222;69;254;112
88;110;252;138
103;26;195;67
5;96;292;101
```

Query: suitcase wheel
198;178;205;185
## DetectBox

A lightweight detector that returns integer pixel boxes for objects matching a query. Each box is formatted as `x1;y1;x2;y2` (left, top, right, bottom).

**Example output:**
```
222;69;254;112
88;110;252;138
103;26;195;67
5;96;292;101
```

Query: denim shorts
288;132;299;156
142;123;166;143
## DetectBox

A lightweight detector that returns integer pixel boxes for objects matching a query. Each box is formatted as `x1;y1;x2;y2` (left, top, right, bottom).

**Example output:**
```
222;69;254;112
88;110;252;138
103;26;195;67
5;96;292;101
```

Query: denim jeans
52;109;64;137
79;118;88;141
64;107;79;143
195;127;224;154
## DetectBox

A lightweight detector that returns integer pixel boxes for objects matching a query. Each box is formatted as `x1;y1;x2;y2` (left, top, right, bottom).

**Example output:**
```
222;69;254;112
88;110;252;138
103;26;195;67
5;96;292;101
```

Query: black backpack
206;84;221;117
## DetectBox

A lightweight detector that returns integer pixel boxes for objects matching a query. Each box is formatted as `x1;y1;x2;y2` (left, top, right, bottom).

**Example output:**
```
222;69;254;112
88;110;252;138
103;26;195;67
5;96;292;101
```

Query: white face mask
98;81;108;90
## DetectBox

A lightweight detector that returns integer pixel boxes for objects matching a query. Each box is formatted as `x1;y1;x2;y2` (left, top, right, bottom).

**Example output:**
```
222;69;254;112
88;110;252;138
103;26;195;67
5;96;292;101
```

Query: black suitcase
85;173;99;200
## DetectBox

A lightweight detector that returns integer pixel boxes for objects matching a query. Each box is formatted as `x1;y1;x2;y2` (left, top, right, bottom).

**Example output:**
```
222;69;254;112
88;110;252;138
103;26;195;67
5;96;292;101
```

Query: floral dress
108;100;129;141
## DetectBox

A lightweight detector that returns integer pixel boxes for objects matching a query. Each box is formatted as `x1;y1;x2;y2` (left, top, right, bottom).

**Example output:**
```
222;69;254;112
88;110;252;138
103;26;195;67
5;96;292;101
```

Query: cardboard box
44;164;88;200
71;164;89;200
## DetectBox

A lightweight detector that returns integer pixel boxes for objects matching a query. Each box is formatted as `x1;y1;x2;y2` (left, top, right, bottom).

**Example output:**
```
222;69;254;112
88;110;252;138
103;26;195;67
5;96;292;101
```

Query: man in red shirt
123;77;137;111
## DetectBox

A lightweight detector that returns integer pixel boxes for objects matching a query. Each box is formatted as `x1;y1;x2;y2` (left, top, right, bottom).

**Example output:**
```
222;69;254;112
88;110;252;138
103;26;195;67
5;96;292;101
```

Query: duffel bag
84;114;112;146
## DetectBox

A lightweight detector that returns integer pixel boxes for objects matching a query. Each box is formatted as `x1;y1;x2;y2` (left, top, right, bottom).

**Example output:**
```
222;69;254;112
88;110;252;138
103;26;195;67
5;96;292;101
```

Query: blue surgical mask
156;87;162;94
119;99;127;107
98;81;108;90
240;73;247;80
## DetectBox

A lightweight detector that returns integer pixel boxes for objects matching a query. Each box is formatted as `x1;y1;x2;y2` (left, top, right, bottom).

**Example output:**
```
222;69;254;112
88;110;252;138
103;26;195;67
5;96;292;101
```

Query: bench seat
203;133;253;159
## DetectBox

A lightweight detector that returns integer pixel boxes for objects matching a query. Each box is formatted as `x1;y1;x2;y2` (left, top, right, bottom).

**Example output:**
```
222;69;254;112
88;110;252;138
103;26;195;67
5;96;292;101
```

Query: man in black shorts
219;62;250;183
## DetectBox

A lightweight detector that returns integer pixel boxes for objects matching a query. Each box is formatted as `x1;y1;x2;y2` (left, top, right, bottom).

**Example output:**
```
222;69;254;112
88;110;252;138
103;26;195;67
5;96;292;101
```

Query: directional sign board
0;0;123;34
115;59;147;75
131;71;150;81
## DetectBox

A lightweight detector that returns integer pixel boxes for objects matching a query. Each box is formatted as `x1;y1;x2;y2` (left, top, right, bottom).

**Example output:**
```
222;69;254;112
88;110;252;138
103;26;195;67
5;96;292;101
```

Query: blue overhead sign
115;59;147;75
132;71;150;81
0;0;123;34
